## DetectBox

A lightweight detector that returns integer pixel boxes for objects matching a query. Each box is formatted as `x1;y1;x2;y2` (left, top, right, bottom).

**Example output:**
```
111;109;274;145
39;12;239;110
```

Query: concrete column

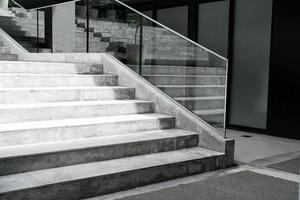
51;2;76;52
0;0;9;9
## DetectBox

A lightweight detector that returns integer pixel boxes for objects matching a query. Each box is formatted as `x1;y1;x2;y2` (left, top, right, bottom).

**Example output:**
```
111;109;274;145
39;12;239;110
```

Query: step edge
0;147;224;194
0;129;197;160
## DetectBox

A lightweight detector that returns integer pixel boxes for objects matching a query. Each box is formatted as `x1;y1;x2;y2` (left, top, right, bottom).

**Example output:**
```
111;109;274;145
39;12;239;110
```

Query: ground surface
88;129;300;200
269;158;300;175
118;171;298;200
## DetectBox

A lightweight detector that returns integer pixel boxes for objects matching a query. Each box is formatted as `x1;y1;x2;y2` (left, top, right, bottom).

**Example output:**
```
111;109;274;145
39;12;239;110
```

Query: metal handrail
114;0;228;62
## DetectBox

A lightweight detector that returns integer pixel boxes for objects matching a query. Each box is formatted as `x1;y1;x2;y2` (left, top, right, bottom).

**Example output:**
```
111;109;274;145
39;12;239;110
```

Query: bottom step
0;148;225;200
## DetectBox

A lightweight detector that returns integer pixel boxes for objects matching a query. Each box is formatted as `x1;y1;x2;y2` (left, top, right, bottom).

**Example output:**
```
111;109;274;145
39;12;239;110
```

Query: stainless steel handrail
114;0;228;62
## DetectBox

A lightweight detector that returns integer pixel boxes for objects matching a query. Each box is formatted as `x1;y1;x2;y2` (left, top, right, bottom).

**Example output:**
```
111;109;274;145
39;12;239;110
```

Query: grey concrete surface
114;171;299;200
269;158;300;175
227;129;300;163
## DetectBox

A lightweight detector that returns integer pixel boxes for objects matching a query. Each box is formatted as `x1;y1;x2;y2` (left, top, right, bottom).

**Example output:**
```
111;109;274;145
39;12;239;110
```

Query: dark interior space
267;0;300;140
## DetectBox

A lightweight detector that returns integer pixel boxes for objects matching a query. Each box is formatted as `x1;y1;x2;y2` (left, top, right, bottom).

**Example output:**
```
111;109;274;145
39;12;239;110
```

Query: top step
0;61;103;74
0;53;18;61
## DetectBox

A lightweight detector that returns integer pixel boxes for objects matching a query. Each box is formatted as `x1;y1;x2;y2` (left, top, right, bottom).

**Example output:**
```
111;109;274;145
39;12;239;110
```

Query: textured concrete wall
52;3;75;52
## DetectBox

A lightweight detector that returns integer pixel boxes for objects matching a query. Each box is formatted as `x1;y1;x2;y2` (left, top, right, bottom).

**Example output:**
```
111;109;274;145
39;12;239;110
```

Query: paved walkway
88;130;300;200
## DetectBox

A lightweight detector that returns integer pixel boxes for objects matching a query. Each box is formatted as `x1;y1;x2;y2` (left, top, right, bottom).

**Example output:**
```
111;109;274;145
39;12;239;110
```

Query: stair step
0;10;15;17
26;47;52;53
143;75;226;85
0;100;154;123
0;113;175;146
0;147;225;199
0;73;118;87
174;96;225;110
0;129;198;175
193;109;225;124
144;59;209;66
157;85;226;97
0;86;135;104
0;53;18;61
2;29;28;37
0;46;10;53
0;61;103;74
128;65;226;75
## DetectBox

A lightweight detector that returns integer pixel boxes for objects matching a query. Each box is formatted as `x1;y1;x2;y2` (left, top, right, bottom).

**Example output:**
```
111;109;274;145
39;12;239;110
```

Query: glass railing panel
141;18;227;133
106;0;228;136
4;0;47;53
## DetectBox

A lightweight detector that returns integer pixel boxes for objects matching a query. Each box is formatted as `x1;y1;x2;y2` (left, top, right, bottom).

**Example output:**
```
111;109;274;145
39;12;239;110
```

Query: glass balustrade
0;0;229;136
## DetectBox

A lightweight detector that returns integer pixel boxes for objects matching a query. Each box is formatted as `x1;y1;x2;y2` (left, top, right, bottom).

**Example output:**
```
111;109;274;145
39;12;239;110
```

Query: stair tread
0;147;223;194
0;129;196;159
0;86;131;91
143;75;225;78
193;109;225;115
157;85;225;88
0;73;114;77
128;64;225;69
0;100;151;109
0;113;173;132
0;61;94;65
175;96;225;101
0;53;17;56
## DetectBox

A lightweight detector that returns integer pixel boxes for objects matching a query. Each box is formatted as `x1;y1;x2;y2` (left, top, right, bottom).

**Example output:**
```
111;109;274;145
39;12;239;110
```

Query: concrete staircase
0;38;18;61
0;7;226;127
0;9;51;53
0;60;228;199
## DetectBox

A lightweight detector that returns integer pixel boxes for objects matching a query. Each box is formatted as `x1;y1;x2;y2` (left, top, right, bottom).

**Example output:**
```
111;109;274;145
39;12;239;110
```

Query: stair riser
0;54;18;61
0;134;198;176
0;118;175;146
2;29;28;37
27;48;52;53
177;99;225;110
0;63;103;74
0;47;10;54
145;76;226;85
129;66;226;75
0;156;225;200
159;87;225;97
75;36;105;43
74;49;107;53
0;102;154;123
0;88;135;104
0;75;118;87
75;42;109;49
0;17;44;26
198;114;224;124
144;59;209;67
0;24;44;34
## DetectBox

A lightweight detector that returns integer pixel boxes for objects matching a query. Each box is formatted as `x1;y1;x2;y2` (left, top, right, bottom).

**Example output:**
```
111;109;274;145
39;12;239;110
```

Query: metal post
223;60;229;138
139;16;143;75
36;9;39;53
86;0;90;53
